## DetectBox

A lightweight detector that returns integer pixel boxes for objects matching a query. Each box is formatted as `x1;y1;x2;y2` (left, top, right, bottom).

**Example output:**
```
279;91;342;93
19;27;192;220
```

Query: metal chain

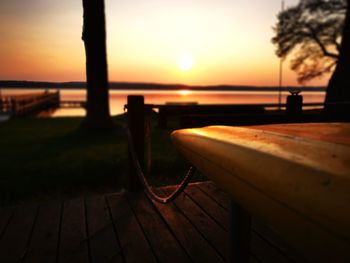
124;125;196;204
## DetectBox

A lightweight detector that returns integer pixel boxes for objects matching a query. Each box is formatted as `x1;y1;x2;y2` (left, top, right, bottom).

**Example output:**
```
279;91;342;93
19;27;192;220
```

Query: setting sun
178;90;192;96
177;53;193;71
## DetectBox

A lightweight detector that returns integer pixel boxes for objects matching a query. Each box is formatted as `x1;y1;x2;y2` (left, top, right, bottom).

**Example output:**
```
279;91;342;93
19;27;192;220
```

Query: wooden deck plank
252;220;309;263
106;192;157;263
150;187;225;262
251;231;293;263
197;182;229;210
126;192;191;263
58;198;89;263
163;187;229;260
0;206;14;239
85;195;123;263
250;255;262;263
0;204;38;262
24;201;61;263
0;182;317;263
198;182;306;263
184;184;228;231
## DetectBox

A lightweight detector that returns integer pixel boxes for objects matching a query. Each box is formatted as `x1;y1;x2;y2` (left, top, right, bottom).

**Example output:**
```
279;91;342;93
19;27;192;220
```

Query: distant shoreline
0;80;326;92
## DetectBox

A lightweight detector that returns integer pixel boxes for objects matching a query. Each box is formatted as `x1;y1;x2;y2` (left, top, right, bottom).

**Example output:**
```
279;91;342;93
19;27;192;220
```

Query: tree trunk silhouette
325;0;350;114
81;0;113;129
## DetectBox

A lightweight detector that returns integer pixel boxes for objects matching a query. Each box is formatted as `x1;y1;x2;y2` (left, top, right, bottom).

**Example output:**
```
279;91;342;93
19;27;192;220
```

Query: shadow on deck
0;182;304;263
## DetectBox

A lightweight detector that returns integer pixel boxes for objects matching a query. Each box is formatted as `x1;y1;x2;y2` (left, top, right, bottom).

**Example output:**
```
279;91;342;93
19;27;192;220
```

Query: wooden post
158;107;167;128
127;95;145;191
229;200;251;263
144;105;152;175
10;98;16;117
286;91;303;116
56;91;60;108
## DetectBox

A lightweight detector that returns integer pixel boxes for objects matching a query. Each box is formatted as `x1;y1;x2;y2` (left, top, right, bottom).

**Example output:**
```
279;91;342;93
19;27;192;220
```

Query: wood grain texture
58;198;89;263
197;182;229;210
0;206;14;239
150;187;225;262
163;187;229;259
171;125;350;262
126;192;190;263
0;182;321;263
250;123;350;146
85;195;123;263
24;201;61;263
0;204;38;262
106;192;156;263
184;185;228;230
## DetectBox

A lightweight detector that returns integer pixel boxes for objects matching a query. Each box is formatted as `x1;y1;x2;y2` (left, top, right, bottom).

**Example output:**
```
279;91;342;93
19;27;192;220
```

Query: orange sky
0;0;330;86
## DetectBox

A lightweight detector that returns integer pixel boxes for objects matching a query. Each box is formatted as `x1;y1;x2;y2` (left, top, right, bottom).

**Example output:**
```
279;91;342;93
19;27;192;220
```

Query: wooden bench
172;123;350;262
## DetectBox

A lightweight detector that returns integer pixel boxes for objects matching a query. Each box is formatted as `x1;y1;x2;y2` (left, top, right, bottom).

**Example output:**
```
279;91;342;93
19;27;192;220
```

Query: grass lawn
0;113;204;205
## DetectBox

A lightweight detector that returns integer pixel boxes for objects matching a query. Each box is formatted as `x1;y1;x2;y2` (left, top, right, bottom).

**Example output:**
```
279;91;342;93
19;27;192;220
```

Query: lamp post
278;0;285;110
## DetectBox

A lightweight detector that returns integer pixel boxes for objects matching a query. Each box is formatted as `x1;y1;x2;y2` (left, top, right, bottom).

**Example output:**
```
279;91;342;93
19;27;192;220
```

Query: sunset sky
0;0;329;86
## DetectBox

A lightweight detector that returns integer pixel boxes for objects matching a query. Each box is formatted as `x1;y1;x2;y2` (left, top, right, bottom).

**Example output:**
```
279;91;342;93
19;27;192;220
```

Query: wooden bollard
144;105;152;175
56;91;61;108
127;95;145;191
286;90;303;115
10;98;17;116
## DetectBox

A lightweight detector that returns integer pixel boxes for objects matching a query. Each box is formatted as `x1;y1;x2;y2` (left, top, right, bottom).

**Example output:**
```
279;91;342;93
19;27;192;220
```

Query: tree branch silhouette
272;0;346;84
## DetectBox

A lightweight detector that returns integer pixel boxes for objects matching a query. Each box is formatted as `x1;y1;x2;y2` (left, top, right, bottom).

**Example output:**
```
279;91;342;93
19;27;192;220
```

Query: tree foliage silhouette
272;0;346;84
81;0;113;130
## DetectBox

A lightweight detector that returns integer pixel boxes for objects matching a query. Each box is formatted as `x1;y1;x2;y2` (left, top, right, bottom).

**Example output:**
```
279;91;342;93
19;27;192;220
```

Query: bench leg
229;200;251;263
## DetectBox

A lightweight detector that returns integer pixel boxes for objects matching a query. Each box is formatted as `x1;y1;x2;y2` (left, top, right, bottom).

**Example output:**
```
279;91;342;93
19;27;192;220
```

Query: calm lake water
2;88;325;117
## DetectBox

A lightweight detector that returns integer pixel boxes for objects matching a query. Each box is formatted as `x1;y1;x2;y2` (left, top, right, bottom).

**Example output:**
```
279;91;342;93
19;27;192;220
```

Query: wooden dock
0;182;306;263
0;92;60;117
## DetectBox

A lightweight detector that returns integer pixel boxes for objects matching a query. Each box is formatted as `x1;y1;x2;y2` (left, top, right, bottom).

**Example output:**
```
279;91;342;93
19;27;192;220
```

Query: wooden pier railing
0;91;60;117
155;101;350;128
147;102;327;128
